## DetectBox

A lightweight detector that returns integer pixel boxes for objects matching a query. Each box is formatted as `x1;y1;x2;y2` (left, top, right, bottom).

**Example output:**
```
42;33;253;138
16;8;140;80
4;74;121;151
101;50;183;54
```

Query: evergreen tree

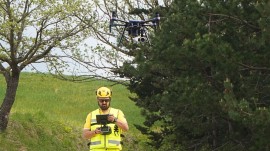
117;0;270;150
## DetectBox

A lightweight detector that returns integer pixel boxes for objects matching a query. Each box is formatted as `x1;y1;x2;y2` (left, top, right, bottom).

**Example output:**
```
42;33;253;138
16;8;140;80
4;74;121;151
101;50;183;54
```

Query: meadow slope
0;72;149;151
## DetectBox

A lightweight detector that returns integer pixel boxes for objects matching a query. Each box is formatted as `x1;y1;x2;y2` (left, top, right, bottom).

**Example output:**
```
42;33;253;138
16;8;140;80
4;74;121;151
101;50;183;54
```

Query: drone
109;11;160;46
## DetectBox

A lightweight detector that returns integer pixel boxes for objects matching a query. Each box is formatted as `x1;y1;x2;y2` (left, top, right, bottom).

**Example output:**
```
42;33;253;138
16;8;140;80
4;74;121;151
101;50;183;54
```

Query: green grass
0;112;87;151
0;72;149;150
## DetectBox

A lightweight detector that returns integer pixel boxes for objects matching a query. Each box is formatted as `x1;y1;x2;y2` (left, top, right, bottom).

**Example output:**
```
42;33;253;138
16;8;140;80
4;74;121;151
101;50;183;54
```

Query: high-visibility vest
90;108;122;150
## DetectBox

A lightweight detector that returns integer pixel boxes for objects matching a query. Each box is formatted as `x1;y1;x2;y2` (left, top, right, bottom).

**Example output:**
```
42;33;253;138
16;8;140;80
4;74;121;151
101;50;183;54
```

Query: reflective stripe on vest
108;140;121;145
91;141;101;145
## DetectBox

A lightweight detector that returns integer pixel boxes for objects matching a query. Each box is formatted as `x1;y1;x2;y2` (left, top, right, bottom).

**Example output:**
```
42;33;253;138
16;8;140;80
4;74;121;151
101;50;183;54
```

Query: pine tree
117;0;270;150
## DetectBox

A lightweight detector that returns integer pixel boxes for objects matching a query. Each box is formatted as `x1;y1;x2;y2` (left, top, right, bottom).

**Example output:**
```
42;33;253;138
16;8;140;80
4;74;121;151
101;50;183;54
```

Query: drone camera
138;37;146;42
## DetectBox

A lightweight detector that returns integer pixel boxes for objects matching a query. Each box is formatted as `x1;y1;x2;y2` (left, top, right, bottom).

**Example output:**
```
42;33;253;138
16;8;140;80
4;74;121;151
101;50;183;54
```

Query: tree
0;0;96;131
74;0;172;83
116;0;270;150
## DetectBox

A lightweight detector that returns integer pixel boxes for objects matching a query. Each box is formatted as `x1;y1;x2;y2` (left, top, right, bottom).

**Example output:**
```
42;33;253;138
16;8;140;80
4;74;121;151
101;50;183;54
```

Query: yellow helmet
96;87;112;98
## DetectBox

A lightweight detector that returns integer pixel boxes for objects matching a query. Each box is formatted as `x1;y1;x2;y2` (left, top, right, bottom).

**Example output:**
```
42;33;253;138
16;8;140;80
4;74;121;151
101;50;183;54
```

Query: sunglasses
98;99;110;103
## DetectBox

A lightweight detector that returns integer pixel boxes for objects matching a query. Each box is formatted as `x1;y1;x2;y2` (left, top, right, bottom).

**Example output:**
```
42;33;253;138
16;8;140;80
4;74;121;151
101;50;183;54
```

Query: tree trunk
0;71;20;132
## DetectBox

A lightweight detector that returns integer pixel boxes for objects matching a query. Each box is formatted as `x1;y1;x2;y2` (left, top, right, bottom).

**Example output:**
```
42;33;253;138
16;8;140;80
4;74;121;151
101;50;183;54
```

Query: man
83;87;129;151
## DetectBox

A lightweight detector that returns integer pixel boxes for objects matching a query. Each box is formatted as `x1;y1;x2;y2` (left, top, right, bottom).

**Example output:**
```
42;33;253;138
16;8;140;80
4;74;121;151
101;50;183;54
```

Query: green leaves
120;0;270;150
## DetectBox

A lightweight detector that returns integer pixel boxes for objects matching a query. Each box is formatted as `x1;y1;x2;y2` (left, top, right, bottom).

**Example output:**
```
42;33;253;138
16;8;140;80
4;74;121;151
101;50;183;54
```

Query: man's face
97;97;111;110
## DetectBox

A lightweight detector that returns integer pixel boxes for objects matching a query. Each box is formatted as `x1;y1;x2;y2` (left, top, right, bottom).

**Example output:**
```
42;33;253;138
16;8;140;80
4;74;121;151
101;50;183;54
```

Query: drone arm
142;23;158;28
111;24;127;26
143;13;160;22
113;18;128;23
142;20;153;24
143;13;160;27
110;18;128;32
110;11;128;32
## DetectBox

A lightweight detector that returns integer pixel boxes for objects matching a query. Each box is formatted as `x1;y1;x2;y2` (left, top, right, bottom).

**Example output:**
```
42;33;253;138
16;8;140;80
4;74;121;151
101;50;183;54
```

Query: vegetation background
0;73;147;151
1;0;270;151
114;1;270;150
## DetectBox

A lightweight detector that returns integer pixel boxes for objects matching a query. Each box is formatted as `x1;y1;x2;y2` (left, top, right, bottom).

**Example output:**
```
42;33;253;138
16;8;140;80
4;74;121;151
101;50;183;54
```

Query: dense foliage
117;0;270;150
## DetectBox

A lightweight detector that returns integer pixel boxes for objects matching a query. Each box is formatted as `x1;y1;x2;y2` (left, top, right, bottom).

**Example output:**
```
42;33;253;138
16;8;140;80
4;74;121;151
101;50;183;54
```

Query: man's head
96;87;112;110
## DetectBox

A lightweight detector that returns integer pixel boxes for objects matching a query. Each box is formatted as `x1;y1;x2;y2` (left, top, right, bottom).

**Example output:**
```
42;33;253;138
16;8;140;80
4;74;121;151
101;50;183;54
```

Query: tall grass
0;72;149;150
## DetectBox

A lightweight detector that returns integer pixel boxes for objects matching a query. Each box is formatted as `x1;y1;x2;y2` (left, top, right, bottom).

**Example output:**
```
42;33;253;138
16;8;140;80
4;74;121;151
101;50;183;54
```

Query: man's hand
108;114;117;123
94;127;102;134
107;114;128;131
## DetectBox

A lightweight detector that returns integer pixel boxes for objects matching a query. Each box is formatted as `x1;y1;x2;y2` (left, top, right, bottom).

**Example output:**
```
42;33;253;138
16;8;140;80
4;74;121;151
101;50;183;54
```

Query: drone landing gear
117;26;128;47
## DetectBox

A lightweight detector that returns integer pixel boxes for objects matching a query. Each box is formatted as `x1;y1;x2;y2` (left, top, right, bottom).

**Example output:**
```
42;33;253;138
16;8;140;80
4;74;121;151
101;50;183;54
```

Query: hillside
0;72;148;150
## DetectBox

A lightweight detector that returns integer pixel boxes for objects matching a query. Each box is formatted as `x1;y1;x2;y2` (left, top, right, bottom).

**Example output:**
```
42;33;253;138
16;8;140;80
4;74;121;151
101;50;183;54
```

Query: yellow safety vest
90;108;122;150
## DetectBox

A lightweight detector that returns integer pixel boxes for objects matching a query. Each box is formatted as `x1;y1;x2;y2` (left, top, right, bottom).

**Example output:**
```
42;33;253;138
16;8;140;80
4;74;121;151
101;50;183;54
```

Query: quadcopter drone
109;11;160;46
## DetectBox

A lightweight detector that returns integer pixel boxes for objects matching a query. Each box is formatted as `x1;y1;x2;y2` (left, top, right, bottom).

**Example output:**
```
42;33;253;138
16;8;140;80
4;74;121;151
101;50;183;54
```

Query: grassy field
0;72;149;151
